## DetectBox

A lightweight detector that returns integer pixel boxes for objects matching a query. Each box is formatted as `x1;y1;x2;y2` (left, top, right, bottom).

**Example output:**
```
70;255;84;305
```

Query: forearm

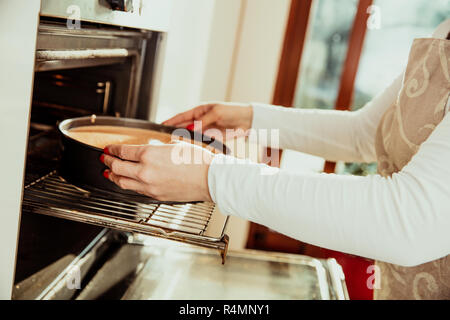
209;114;450;266
251;104;368;162
251;73;403;163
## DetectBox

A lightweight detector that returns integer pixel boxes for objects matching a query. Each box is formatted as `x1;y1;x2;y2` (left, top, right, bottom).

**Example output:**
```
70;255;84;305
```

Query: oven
14;18;159;299
1;0;348;300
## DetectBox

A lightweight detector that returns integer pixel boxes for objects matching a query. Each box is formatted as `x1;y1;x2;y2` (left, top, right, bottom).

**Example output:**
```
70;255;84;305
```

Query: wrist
240;104;253;130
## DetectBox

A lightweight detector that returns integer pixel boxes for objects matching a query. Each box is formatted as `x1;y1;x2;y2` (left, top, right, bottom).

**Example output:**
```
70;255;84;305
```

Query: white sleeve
251;71;403;163
208;112;450;267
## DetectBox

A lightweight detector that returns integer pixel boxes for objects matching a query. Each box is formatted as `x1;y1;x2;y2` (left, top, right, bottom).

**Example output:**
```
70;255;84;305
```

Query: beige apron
374;38;450;300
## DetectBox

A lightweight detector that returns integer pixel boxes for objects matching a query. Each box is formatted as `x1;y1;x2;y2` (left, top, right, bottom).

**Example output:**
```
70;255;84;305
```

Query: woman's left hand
100;142;215;202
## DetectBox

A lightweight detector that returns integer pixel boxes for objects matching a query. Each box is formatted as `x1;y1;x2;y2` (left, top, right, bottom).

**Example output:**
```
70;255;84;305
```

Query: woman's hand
100;142;214;202
163;102;253;140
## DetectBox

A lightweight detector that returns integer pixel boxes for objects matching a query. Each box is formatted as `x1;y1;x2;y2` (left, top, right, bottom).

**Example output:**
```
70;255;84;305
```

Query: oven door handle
34;48;138;72
36;48;133;60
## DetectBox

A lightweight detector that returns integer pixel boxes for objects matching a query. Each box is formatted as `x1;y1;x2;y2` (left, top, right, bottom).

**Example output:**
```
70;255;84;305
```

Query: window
352;0;450;110
283;0;449;176
339;0;449;176
283;0;359;173
293;0;358;110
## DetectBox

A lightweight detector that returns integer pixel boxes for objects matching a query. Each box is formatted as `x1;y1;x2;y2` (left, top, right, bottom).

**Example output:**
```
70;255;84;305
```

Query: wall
155;0;291;118
200;0;243;102
227;0;290;103
154;0;236;123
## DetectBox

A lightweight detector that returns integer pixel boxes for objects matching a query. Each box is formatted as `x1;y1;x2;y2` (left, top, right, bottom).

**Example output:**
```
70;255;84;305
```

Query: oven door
117;237;349;300
19;234;348;300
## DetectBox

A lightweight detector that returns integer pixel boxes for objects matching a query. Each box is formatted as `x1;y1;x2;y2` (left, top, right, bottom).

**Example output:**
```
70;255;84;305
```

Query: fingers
163;104;214;126
102;154;141;180
175;121;195;129
198;110;220;128
162;110;194;126
104;170;146;194
105;144;143;161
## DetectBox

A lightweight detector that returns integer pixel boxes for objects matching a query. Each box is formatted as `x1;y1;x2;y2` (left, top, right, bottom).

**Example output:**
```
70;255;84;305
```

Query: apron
374;38;450;299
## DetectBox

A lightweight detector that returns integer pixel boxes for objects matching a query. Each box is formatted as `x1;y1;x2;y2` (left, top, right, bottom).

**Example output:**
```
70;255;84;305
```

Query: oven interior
14;18;159;299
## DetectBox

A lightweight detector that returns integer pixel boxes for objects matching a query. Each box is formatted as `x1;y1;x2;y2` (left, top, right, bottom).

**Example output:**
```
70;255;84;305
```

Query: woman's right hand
162;102;253;139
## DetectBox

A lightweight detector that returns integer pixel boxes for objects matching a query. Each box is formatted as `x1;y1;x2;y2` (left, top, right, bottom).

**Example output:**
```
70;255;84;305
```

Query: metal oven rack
22;171;230;263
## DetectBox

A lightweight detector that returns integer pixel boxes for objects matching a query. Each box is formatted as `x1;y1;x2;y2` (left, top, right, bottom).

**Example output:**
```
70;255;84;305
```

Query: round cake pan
58;116;230;204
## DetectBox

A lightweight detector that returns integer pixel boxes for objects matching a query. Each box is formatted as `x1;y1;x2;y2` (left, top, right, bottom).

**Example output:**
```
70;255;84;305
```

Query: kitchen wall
154;0;217;123
155;0;290;121
154;0;290;250
226;0;290;103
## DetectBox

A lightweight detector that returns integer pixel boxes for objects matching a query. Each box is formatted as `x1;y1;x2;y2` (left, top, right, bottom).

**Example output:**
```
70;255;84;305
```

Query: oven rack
22;171;230;263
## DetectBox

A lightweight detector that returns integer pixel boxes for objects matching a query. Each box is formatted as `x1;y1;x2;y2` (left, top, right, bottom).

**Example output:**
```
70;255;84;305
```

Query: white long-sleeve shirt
207;20;450;267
